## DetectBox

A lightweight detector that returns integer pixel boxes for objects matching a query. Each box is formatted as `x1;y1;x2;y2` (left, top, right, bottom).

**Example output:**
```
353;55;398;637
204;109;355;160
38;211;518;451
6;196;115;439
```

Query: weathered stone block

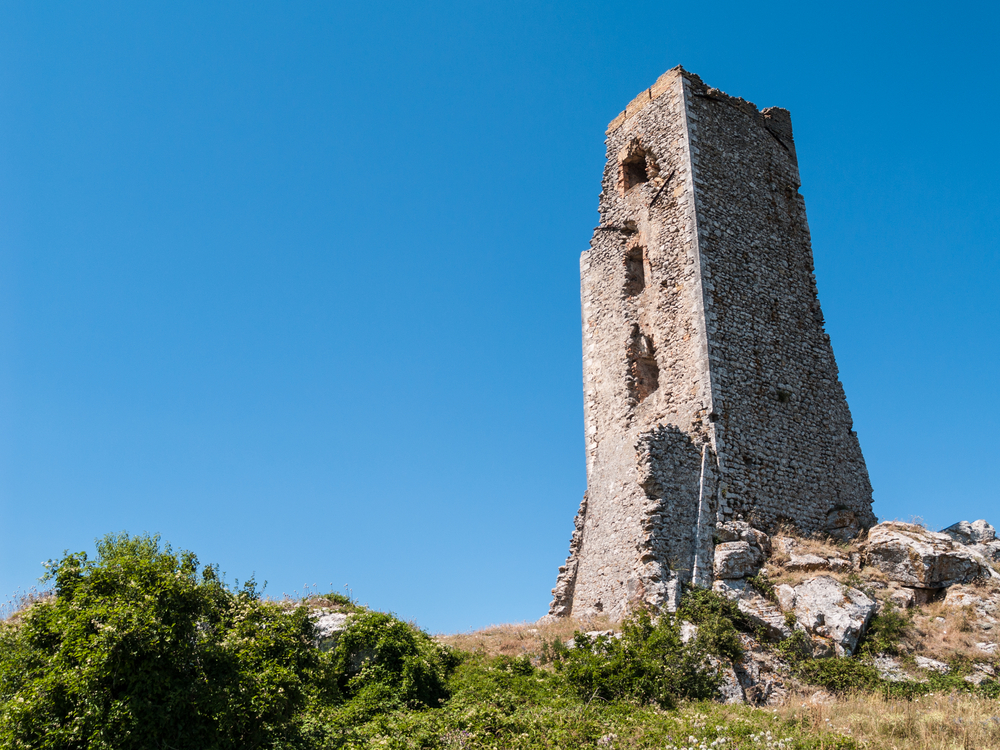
713;541;764;580
787;575;877;657
864;522;990;588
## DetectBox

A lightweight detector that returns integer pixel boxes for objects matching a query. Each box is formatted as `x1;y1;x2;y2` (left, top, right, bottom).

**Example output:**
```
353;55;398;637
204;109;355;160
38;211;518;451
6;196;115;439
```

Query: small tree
0;533;333;750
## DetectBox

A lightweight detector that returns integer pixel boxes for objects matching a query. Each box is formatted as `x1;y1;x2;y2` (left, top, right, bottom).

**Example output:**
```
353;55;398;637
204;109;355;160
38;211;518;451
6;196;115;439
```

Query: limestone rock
914;655;950;673
864;522;990;588
872;655;908;682
786;575;877;656
312;611;350;652
974;540;1000;564
713;579;793;641
713;541;764;580
785;553;827;572
888;588;915;609
714;660;745;704
942;519;996;546
775;584;796;612
716;521;771;556
680;621;698;643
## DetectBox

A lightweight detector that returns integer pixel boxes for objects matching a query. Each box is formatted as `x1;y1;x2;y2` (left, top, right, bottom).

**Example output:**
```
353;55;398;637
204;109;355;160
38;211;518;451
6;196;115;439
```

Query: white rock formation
780;575;877;656
863;522;992;588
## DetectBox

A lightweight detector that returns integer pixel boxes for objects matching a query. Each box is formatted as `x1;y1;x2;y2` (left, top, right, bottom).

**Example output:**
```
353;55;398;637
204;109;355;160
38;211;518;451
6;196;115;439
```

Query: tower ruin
549;67;875;621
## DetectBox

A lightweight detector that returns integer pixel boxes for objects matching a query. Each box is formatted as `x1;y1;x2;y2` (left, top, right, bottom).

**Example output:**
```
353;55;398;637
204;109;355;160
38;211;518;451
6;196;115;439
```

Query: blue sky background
1;1;997;633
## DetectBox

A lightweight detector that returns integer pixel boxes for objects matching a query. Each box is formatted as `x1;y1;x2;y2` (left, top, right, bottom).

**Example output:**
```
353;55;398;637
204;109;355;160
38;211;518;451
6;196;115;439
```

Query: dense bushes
320;610;457;729
553;589;749;709
0;533;333;749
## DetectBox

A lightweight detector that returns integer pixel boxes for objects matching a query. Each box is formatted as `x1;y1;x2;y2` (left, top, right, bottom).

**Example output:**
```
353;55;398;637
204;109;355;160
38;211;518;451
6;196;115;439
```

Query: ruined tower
549;67;875;621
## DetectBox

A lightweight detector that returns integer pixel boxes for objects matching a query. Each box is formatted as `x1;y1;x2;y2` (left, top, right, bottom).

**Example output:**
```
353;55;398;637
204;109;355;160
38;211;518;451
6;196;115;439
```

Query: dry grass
903;585;999;664
436;616;616;659
1;587;54;623
776;691;1000;749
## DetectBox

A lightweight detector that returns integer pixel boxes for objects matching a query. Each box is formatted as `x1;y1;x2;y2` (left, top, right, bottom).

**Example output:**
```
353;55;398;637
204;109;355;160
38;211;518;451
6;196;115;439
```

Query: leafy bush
794;655;1000;701
0;533;333;750
857;601;910;657
327;610;456;723
555;608;721;708
677;587;749;660
794;657;884;694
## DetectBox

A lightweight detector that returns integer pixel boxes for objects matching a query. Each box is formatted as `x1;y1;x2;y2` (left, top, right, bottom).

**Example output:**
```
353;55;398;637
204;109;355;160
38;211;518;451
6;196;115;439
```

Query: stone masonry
549;67;875;621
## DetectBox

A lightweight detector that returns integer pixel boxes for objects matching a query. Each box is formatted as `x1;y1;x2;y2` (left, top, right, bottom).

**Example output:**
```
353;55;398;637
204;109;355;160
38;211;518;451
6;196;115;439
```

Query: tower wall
549;68;874;621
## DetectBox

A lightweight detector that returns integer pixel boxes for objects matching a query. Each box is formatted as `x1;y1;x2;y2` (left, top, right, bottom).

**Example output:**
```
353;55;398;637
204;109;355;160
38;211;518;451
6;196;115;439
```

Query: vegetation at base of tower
3;536;1000;749
552;607;721;708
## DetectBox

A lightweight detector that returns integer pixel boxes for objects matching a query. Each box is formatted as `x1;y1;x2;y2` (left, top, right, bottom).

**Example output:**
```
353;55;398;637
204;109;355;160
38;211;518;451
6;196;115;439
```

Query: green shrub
858;602;910;657
677;587;750;659
794;657;883;694
555;608;721;708
329;609;456;722
746;571;777;603
0;533;333;750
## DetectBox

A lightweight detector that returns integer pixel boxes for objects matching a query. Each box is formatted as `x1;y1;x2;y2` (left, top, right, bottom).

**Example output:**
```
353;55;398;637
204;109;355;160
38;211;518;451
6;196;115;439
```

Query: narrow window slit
625;246;646;296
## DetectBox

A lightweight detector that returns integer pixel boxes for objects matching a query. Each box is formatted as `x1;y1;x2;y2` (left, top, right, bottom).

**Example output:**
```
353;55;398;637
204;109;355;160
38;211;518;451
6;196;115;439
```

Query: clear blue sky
1;1;997;633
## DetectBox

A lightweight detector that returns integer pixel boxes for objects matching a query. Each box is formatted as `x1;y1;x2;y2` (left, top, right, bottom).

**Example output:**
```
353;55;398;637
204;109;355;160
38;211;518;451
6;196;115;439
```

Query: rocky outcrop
713;579;794;641
942;519;1000;564
863;522;992;589
779;575;877;656
943;519;996;546
312;611;350;651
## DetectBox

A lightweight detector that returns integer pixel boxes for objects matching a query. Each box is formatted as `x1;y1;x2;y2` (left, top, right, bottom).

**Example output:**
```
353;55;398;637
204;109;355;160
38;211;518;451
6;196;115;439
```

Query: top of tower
606;66;796;162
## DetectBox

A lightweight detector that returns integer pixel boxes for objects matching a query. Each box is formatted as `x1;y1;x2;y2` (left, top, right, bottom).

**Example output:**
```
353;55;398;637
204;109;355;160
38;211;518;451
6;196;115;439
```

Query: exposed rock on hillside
780;575;876;657
863;521;995;589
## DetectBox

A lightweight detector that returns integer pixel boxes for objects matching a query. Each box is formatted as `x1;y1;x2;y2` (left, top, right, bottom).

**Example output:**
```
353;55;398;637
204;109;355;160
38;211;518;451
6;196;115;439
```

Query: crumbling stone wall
549;67;875;621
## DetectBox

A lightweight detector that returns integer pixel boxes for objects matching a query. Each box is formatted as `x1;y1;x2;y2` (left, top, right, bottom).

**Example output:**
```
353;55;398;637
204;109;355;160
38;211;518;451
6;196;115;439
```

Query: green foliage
677;587;750;659
327;610;456;724
538;636;570;665
0;533;332;750
794;655;1000;701
857;601;910;657
795;657;884;694
746;571;777;603
777;629;813;663
554;608;721;708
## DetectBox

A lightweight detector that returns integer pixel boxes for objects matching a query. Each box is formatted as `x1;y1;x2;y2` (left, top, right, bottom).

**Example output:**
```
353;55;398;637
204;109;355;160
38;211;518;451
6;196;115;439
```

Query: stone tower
549;67;875;621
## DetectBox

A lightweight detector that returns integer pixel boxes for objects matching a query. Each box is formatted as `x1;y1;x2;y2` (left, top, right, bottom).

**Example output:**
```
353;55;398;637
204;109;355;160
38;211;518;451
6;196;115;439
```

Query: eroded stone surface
864;522;990;588
785;554;827;572
714;579;793;641
714;541;764;580
784;575;876;656
942;520;996;546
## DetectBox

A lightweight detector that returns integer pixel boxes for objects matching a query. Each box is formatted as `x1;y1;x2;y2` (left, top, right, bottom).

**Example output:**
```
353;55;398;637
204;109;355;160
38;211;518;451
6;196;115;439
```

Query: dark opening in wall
628;325;659;402
625;246;646;296
622;150;650;191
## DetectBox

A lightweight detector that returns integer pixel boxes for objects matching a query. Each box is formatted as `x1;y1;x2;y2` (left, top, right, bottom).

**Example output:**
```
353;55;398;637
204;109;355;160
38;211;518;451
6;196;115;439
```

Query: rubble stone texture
549;67;875;620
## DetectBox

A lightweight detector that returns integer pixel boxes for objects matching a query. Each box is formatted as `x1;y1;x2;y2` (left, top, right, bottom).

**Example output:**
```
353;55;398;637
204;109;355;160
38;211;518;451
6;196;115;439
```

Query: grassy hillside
1;534;998;749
